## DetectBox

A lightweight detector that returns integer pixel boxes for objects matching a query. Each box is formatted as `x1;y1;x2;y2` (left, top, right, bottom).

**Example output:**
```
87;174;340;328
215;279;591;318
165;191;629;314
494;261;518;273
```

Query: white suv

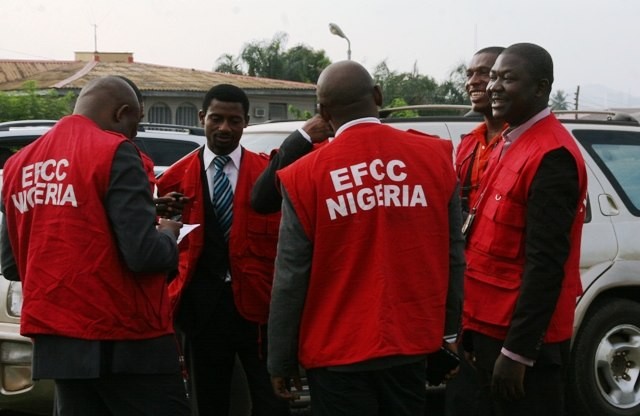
0;120;206;174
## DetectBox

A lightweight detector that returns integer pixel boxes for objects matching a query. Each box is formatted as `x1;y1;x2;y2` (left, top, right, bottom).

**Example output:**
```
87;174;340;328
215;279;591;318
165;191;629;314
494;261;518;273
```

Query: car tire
567;298;640;416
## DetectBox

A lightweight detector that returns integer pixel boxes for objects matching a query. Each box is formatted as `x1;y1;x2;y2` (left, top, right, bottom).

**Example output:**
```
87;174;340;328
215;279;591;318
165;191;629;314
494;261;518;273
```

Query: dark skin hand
156;217;182;239
154;192;190;219
492;353;526;401
443;342;461;382
302;114;333;143
459;334;477;370
463;350;477;370
271;374;303;401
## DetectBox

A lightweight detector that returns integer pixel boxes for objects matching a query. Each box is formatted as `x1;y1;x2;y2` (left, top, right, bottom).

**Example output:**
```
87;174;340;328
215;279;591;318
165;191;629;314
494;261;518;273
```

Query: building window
268;103;288;121
176;103;199;126
148;103;172;124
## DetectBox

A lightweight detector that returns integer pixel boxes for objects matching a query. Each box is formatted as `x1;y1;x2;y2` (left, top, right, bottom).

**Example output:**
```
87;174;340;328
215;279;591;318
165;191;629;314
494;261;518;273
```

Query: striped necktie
212;155;233;241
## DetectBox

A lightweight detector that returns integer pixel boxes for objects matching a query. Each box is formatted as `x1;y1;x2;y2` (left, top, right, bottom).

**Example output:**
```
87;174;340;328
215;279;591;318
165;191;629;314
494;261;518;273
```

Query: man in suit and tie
157;84;289;416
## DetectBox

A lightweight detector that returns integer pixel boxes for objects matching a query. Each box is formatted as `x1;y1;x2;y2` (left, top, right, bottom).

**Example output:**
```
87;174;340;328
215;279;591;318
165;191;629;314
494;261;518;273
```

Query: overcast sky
2;0;639;108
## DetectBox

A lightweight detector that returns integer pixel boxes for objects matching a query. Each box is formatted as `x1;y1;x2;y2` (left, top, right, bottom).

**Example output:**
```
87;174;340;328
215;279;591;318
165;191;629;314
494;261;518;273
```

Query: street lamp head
328;22;351;60
329;23;346;39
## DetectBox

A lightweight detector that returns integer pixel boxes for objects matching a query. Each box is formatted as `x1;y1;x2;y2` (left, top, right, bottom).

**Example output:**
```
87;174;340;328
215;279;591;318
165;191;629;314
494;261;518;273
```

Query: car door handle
598;193;619;216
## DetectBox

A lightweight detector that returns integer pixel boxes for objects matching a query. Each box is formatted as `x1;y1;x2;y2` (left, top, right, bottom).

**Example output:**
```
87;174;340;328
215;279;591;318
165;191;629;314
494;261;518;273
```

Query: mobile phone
426;346;460;386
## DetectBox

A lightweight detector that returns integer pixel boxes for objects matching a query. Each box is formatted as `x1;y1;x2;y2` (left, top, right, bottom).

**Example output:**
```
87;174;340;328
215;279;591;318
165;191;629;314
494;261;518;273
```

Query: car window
241;132;295;154
133;138;201;166
573;129;640;215
0;135;43;151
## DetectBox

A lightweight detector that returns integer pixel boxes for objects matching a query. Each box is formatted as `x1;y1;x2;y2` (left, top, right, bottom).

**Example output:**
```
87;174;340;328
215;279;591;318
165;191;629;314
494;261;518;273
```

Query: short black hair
475;46;505;56
504;43;554;86
202;84;250;116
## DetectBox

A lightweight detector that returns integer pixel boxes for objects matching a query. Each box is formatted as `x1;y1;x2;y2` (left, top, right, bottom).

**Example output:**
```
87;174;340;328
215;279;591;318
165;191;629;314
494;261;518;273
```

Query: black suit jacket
175;150;231;336
250;129;313;214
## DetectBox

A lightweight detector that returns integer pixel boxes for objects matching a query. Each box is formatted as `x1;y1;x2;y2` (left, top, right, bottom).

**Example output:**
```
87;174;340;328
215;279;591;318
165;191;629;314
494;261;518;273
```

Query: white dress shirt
202;144;242;199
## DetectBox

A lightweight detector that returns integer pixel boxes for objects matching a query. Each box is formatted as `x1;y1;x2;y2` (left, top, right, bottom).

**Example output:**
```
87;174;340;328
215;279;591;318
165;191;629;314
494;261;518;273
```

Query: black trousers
185;283;289;416
444;351;481;416
54;373;190;416
471;332;569;416
306;361;427;416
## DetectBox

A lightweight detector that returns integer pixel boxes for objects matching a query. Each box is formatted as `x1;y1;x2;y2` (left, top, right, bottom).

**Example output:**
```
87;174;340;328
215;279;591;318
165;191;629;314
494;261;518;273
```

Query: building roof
0;58;316;94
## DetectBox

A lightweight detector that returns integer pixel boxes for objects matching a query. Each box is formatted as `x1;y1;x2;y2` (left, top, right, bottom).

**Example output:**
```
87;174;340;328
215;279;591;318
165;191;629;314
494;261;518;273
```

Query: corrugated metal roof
0;59;316;93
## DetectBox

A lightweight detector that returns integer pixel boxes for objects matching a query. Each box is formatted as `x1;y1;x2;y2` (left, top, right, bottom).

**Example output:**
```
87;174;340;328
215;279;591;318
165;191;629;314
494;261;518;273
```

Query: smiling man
448;46;507;416
157;84;288;416
454;46;506;220
460;43;588;416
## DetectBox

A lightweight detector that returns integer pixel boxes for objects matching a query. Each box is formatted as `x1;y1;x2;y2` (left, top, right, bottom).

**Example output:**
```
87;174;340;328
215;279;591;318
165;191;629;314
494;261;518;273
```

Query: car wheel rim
594;324;640;409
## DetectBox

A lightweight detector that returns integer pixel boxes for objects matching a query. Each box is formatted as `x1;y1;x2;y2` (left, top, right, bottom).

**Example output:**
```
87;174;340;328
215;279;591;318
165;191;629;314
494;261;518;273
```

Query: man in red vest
157;84;288;416
0;76;188;415
455;46;507;221
461;43;588;416
267;60;465;416
447;46;507;416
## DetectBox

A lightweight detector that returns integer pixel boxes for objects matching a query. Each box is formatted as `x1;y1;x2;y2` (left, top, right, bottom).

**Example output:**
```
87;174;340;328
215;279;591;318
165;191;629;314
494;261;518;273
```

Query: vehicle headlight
7;281;22;318
0;341;33;392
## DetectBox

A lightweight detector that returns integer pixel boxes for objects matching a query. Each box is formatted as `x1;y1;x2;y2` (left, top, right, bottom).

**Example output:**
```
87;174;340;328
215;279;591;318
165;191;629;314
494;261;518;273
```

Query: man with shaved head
1;76;189;415
267;61;465;415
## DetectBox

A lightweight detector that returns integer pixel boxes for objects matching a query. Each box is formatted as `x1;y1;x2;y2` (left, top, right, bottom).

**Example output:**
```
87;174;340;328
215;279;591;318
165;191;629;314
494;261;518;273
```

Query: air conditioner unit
254;107;266;117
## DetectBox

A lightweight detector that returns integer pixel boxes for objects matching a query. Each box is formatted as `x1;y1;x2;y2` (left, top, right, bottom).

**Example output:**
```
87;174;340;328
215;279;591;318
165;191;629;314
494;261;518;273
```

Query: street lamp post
328;23;351;60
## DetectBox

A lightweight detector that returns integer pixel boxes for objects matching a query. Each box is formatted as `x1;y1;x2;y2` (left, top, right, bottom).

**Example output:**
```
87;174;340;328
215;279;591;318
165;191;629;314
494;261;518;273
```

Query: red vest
455;123;485;186
2;115;173;340
157;147;281;324
278;123;457;369
463;114;587;342
455;122;505;210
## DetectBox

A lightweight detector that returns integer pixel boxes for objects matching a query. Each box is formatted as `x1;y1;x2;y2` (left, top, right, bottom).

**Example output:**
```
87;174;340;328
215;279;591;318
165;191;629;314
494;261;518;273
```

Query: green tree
0;81;74;122
373;61;439;108
384;98;418;118
282;45;331;83
288;105;313;120
216;32;331;83
550;90;571;110
240;32;288;79
435;62;467;105
213;53;243;75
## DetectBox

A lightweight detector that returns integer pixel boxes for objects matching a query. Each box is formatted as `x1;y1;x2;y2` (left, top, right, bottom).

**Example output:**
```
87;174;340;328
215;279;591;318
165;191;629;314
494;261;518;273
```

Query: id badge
461;210;475;239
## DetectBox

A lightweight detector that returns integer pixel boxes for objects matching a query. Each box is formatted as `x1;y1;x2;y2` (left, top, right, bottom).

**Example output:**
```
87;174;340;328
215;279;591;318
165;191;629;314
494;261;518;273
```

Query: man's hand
443;342;460;382
301;114;333;143
462;349;477;370
157;218;182;238
155;192;190;218
459;331;477;369
271;375;303;401
491;353;526;401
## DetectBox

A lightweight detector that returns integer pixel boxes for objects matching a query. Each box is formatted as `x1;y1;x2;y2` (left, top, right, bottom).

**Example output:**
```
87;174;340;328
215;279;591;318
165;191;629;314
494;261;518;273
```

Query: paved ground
1;394;445;416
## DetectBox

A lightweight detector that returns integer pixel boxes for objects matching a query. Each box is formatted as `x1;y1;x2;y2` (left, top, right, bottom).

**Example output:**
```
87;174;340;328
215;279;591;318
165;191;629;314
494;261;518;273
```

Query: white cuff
500;347;535;367
297;128;312;143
